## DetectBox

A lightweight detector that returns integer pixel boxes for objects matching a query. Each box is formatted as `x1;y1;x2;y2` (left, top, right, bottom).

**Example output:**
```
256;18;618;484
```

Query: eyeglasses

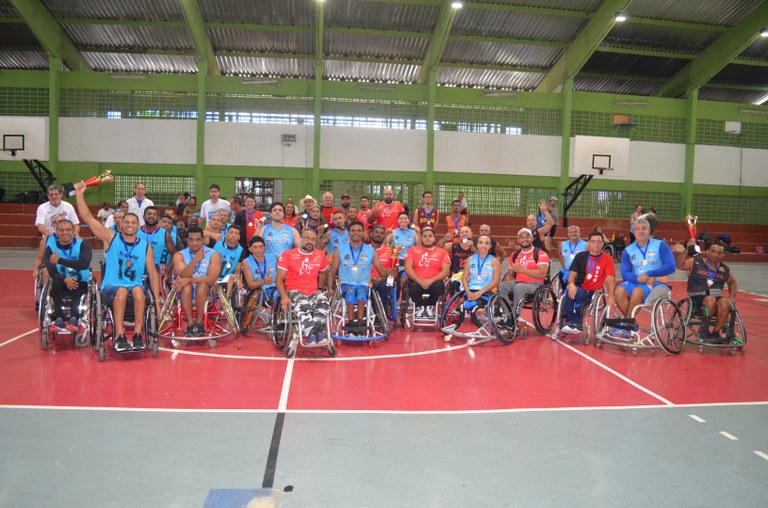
589;239;604;244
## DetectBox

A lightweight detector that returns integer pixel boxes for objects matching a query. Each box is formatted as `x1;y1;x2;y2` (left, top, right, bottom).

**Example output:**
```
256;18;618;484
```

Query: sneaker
184;324;195;337
424;307;435;319
114;334;130;352
561;323;580;334
52;317;65;331
131;333;145;351
414;306;425;318
609;327;631;339
315;334;329;346
192;324;206;337
306;334;317;344
66;317;79;332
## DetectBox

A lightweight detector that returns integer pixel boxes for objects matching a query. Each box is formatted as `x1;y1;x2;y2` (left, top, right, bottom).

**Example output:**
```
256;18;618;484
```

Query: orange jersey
512;248;550;284
406;245;450;280
356;209;373;231
277;247;329;295
372;244;392;278
372;201;405;231
444;214;468;243
415;207;438;230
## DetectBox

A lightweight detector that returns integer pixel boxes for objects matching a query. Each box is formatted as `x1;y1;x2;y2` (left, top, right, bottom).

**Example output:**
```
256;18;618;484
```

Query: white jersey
200;199;232;223
127;196;154;226
35;200;79;233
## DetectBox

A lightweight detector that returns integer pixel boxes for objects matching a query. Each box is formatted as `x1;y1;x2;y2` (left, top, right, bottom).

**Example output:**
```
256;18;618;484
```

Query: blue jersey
624;238;664;277
180;246;215;279
560;239;587;270
467;253;495;291
44;234;58;251
137;225;167;267
263;223;295;258
159;226;177;265
391;228;417;260
102;235;148;289
326;228;349;255
337;243;374;286
52;238;90;282
214;239;244;280
243;253;278;290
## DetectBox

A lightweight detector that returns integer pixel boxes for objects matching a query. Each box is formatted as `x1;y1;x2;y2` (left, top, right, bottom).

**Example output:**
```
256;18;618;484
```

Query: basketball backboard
571;135;629;178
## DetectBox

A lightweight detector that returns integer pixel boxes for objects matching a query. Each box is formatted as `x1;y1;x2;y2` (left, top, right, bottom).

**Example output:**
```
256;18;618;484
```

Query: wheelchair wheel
371;290;390;337
676;296;693;325
400;292;413;330
725;305;746;347
488;295;516;345
38;280;51;330
94;289;106;362
145;293;158;357
652;298;686;355
216;285;240;338
602;243;615;260
587;291;607;345
440;292;465;332
157;287;178;335
238;290;261;334
532;285;557;335
34;270;43;310
271;298;291;349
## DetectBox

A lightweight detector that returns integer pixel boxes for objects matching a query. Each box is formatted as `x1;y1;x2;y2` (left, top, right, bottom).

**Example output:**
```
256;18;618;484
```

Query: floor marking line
754;451;768;461
261;412;286;489
558;341;674;406
278;359;294;412
0;328;37;349
719;431;739;441
689;414;706;423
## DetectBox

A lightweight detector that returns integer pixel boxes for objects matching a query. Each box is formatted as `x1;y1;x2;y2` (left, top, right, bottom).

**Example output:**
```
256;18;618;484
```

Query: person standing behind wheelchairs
328;221;389;331
462;235;501;309
43;219;92;332
673;239;737;343
560;231;616;334
74;182;161;352
277;228;331;345
498;228;550;310
404;227;451;319
173;226;223;338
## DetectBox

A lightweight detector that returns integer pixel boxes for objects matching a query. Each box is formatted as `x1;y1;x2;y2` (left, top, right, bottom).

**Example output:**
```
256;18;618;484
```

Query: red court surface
2;268;767;412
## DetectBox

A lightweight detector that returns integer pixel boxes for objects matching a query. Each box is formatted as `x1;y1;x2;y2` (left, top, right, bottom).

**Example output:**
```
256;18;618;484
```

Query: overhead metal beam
417;0;461;84
535;0;631;92
9;0;91;72
627;16;727;32
464;2;591;19
656;1;768;98
450;34;567;48
179;0;220;76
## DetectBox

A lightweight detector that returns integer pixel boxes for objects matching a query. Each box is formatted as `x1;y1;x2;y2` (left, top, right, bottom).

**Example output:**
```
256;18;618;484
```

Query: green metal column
682;88;698;219
425;69;436;192
311;0;325;198
48;55;61;175
195;60;207;201
559;76;574;196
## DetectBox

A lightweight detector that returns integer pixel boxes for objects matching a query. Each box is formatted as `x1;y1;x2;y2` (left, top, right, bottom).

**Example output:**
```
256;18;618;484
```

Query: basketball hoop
2;134;25;156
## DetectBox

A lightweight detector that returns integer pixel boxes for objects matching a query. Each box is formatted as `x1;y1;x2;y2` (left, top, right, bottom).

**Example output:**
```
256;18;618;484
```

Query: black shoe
184;325;195;337
114;334;130;352
132;333;145;351
192;324;206;337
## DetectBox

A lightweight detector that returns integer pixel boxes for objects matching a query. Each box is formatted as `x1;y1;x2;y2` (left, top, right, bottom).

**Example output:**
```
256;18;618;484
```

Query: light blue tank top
326;228;350;255
391;228;416;260
159;226;177;265
263;223;295;258
180;246;215;279
244;253;278;290
467;253;495;291
102;235;148;289
214;239;244;280
137;225;166;267
337;243;374;286
560;239;587;270
625;238;663;276
52;238;90;282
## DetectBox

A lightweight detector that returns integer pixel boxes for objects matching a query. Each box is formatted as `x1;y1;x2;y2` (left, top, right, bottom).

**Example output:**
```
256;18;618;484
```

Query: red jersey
444;214;468;243
356;209;373;231
372;244;393;278
277;247;329;295
571;251;615;292
406;245;450;280
372;201;405;231
415;207;438;230
321;206;338;229
511;247;550;284
283;215;298;228
243;209;264;243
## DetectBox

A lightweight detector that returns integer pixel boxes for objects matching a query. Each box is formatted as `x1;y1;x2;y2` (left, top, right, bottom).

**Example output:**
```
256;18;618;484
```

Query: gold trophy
686;214;698;240
83;169;114;187
387;243;403;287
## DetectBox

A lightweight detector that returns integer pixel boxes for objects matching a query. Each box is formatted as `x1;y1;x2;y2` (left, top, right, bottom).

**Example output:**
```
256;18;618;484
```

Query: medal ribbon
568;241;578;256
452;215;461;231
638;243;649;262
587;254;598;277
121;235;137;263
707;261;720;283
476;254;489;279
350;245;362;268
253;257;267;279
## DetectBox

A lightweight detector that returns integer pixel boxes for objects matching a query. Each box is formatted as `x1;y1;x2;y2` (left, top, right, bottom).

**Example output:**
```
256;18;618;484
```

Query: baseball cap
549;196;558;201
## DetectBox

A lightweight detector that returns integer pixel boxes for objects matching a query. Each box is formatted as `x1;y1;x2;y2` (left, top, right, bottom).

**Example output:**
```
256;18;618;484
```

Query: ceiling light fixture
241;78;280;86
615;100;648;106
482;91;518;98
760;27;768;37
451;1;464;9
739;108;768;115
108;74;148;80
754;95;768;106
615;12;627;22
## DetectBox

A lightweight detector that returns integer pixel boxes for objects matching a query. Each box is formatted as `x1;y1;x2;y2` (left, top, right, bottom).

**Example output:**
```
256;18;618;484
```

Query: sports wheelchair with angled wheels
548;288;607;345
501;282;559;338
440;291;516;345
399;279;448;330
329;284;389;347
38;277;97;351
157;283;239;348
90;285;159;361
236;286;278;335
271;295;335;358
676;296;746;354
595;285;685;355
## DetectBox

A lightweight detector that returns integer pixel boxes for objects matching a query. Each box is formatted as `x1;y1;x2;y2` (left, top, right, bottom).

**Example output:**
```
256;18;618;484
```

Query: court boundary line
0;329;37;349
1;401;765;415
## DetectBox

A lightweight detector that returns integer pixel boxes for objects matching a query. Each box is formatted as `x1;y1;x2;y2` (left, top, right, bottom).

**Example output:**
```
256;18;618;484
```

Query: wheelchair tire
239;290;260;334
726;306;747;348
216;285;240;338
94;289;106;362
602;243;616;260
271;298;290;349
400;293;413;330
587;291;607;345
440;292;465;332
532;285;557;335
652;298;686;355
488;295;516;345
38;280;51;330
41;325;50;351
371;290;390;337
676;296;693;326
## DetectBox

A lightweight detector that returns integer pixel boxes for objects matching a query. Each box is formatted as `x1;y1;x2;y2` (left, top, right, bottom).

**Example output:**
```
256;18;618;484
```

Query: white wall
693;145;768;187
0;116;48;160
205;122;312;167
59;118;196;164
436;132;561;176
321;126;426;172
742;148;768;187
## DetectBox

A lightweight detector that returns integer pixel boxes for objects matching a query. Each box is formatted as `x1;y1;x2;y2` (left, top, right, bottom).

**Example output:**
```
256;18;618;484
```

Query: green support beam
417;0;461;84
9;0;91;72
536;0;632;92
655;2;768;98
179;0;220;76
48;55;61;175
312;0;325;198
195;59;207;202
559;77;573;198
682;88;698;219
426;69;436;192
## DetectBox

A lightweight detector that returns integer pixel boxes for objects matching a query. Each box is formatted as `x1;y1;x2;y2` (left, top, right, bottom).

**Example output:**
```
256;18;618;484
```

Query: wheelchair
38;277;96;351
157;282;239;348
595;285;685;355
236;286;278;335
548;288;607;345
90;284;159;361
440;290;516;345
503;283;558;338
34;269;44;311
399;279;448;330
329;284;389;347
271;295;335;358
676;296;746;354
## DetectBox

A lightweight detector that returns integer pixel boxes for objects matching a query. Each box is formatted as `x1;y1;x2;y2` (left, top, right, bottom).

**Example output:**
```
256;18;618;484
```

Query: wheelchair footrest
604;318;635;330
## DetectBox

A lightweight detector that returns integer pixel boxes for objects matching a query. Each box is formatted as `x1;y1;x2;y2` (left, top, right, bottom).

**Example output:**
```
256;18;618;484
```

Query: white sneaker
414;306;425;318
561;324;580;334
424;306;435;319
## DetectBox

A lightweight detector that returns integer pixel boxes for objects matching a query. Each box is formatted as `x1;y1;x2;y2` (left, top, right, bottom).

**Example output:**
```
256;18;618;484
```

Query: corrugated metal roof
216;55;313;78
604;23;719;54
626;0;764;27
573;77;661;96
454;9;587;43
740;37;768;60
477;0;601;10
199;0;315;26
0;50;48;70
63;24;194;51
0;0;18;18
583;53;688;79
438;68;544;90
0;23;41;48
325;61;420;84
42;0;184;22
444;41;562;68
326;33;428;61
699;87;768;105
327;0;438;32
83;52;198;73
711;63;768;85
209;28;313;54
